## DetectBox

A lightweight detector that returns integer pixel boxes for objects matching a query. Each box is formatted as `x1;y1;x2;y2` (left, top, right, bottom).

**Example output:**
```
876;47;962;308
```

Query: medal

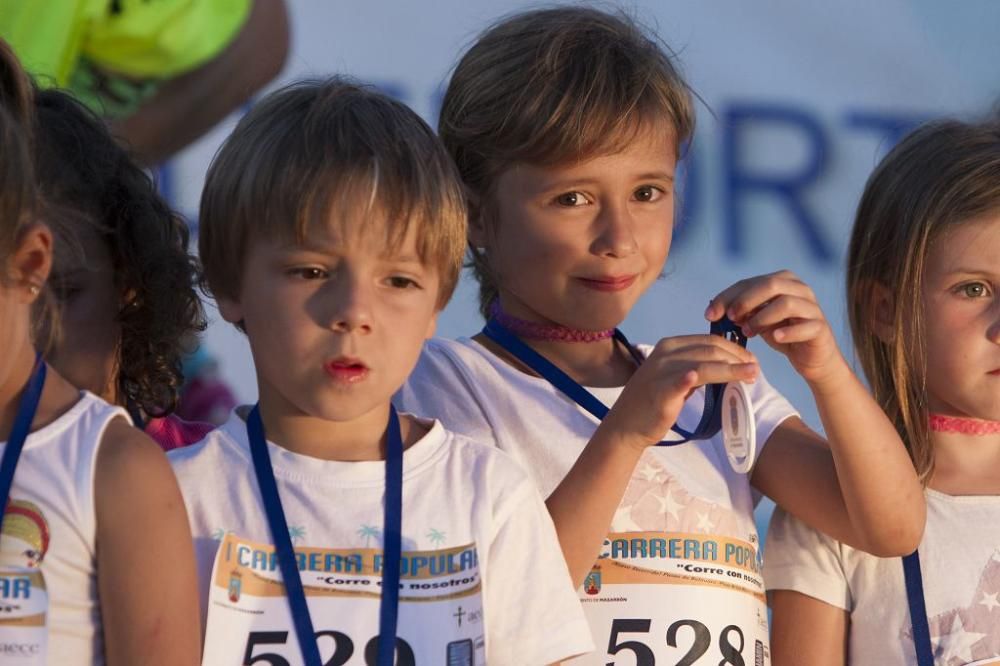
482;316;756;472
722;382;756;473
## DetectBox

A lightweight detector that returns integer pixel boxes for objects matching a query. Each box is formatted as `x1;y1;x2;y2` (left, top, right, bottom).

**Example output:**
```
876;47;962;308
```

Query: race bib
574;531;768;666
203;533;485;665
0;568;47;665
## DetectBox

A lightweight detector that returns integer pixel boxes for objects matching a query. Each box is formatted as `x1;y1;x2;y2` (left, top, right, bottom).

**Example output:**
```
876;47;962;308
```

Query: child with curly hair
30;87;209;450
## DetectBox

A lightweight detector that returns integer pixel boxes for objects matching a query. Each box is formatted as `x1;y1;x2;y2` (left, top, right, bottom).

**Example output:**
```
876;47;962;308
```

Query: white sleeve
763;506;852;611
747;370;799;467
483;480;594;663
394;341;497;445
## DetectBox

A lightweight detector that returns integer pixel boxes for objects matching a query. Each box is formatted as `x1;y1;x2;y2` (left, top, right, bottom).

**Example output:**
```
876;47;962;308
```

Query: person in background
31;86;210;450
0;0;289;165
177;345;238;426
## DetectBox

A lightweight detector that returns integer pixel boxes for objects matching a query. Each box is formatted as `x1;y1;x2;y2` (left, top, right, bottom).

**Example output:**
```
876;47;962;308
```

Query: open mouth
324;358;370;383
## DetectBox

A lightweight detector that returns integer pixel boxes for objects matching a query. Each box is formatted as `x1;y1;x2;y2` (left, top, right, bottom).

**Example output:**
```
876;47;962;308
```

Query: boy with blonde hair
169;78;592;664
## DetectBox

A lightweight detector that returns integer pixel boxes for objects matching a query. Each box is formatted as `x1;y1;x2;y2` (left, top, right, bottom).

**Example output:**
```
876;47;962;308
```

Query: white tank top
0;391;127;665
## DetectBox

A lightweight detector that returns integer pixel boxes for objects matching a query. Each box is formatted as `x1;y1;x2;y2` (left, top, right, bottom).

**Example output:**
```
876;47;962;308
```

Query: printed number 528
243;630;415;666
607;619;747;666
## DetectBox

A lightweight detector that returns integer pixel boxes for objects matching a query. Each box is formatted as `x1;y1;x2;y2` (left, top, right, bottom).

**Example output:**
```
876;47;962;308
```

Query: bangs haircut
847;119;1000;482
200;78;467;308
439;6;695;315
440;6;694;191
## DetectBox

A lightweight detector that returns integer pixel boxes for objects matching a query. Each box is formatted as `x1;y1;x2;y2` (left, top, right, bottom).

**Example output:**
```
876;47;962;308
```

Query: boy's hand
604;334;759;449
705;270;846;387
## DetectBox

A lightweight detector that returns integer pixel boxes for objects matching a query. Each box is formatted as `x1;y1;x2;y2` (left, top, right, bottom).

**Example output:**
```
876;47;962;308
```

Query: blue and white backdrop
161;2;1000;523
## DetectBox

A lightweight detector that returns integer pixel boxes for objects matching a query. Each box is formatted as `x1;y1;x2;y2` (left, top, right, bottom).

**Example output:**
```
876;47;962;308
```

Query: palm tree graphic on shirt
427;529;446;547
357;525;381;548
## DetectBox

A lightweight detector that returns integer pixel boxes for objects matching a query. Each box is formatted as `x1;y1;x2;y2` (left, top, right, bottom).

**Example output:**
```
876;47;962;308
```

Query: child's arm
707;270;924;556
770;591;849;666
108;0;289;165
546;334;759;584
766;505;852;666
95;419;201;665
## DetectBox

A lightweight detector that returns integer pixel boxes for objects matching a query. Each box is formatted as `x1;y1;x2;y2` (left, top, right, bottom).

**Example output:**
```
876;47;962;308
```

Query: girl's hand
705;270;846;386
603;334;759;448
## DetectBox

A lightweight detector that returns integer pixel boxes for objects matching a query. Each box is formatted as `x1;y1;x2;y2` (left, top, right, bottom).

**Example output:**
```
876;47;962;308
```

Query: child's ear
216;296;245;327
8;223;53;303
868;280;895;343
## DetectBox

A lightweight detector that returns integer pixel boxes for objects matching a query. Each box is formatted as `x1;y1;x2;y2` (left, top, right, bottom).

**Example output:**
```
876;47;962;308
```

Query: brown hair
31;88;206;416
847;119;1000;482
439;6;695;316
199;77;467;309
0;38;34;262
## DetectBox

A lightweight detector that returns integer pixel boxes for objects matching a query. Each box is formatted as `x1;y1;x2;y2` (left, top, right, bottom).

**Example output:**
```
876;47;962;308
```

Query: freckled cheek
497;210;580;259
638;216;672;253
518;227;585;269
533;241;580;268
926;347;977;401
922;307;961;344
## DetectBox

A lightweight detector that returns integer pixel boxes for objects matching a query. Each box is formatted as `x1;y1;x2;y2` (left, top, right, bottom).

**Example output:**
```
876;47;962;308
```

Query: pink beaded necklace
929;414;1000;435
488;300;614;342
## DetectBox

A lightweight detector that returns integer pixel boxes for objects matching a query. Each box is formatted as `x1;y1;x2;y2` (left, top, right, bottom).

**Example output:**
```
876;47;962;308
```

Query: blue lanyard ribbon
902;550;935;666
247;404;403;666
480;317;746;444
0;355;47;531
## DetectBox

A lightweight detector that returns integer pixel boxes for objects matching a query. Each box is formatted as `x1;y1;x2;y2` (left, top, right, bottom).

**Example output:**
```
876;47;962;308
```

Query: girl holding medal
0;40;200;664
396;7;925;664
766;120;1000;665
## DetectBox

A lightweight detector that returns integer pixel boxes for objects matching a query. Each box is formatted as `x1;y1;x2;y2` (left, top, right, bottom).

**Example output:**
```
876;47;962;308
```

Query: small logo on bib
228;570;242;603
584;569;602;595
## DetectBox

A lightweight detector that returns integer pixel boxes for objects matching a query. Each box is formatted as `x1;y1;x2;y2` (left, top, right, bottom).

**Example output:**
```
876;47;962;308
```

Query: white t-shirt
396;337;798;666
168;411;593;665
765;492;1000;666
0;391;127;665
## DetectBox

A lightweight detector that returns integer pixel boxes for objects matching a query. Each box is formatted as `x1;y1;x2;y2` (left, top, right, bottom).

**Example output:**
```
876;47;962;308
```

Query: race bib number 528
574;531;770;665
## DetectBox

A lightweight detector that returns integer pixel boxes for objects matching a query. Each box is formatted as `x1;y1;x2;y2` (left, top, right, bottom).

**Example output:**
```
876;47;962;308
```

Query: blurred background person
31;86;212;449
0;0;288;165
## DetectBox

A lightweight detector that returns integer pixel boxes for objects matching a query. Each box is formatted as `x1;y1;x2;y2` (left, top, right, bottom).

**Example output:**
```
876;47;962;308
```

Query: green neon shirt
0;0;251;116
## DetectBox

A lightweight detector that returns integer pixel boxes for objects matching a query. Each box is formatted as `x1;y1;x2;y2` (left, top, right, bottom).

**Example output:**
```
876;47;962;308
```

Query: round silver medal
722;381;756;473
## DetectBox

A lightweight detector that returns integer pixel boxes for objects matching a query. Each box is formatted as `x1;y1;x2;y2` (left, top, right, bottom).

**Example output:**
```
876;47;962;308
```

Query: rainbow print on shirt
0;499;50;569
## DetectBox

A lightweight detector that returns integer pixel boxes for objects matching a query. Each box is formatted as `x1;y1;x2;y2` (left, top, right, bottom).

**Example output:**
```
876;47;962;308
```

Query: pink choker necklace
488;301;614;342
929;414;1000;435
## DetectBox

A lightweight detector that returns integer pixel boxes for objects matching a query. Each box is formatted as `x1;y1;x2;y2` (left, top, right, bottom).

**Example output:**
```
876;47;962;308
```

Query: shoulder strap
902;550;934;666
